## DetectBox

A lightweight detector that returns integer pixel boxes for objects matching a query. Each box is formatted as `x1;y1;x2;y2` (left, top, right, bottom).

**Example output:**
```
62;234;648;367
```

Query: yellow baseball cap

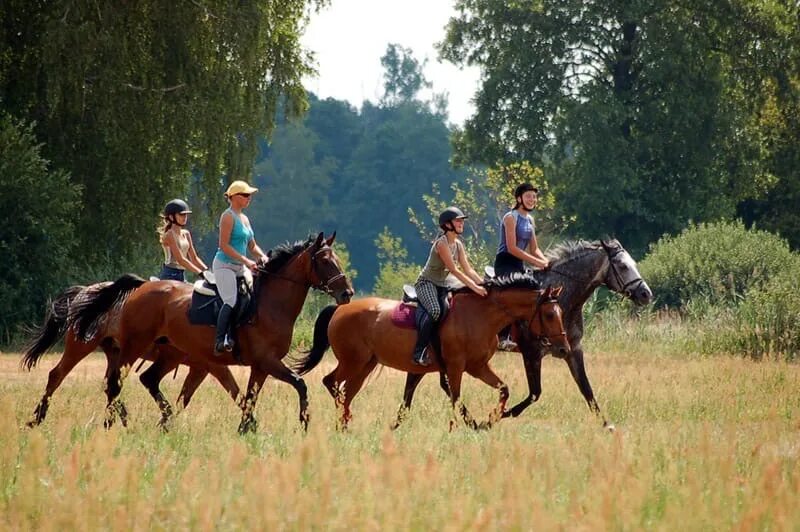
224;180;258;197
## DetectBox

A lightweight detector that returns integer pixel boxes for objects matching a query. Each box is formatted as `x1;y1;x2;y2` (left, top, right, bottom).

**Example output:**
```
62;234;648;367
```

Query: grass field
1;340;799;530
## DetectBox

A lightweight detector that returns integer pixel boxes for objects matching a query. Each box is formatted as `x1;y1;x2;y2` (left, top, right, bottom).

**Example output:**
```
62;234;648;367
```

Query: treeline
3;1;800;343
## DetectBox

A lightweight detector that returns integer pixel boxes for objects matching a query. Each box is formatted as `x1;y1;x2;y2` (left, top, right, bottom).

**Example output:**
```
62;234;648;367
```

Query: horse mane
545;239;612;267
454;272;541;294
259;235;317;274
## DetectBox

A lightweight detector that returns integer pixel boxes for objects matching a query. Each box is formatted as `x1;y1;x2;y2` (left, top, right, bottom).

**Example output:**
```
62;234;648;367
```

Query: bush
639;220;794;309
730;258;800;361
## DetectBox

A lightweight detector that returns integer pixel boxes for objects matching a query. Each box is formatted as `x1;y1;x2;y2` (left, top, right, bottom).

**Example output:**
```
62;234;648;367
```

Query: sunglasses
237;193;252;198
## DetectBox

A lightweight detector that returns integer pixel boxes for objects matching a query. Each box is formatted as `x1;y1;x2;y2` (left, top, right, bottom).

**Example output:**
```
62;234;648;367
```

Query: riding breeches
414;279;448;322
212;257;245;307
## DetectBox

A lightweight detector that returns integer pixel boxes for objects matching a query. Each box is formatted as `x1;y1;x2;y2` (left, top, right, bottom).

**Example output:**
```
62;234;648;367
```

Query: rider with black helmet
411;206;487;366
494;182;549;349
157;199;209;282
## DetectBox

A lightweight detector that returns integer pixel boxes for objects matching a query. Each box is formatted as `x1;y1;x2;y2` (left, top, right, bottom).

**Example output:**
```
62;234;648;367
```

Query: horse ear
314;232;324;248
543;286;552;298
325;231;337;246
552;285;563;297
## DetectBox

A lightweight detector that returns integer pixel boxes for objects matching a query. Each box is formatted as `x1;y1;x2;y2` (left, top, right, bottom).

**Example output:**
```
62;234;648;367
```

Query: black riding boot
214;304;235;355
412;311;436;366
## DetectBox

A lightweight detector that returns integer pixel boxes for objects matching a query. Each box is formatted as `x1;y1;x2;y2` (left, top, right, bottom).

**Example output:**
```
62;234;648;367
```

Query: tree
440;0;800;253
0;0;320;272
380;43;432;105
0;113;81;340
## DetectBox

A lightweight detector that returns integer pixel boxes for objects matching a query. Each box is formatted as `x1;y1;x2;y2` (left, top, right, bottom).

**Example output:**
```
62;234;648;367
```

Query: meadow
1;323;799;530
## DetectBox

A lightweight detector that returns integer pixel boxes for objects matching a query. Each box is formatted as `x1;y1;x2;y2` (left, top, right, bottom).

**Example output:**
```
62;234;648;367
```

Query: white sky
300;0;481;126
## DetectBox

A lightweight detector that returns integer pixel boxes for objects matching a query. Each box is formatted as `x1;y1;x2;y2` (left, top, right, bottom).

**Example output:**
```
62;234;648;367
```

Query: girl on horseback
212;181;268;354
412;206;487;366
158;199;209;282
494;182;549;349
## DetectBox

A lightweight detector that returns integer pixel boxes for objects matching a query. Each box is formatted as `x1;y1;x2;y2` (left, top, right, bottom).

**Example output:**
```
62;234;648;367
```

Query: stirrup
413;347;431;366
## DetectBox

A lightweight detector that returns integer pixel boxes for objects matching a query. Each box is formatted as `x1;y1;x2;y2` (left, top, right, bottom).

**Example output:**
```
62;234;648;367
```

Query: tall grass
2;332;799;530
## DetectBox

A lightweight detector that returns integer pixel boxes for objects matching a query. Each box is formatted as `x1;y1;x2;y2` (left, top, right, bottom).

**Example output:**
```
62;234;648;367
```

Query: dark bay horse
21;283;241;428
71;233;353;433
292;278;569;430
393;239;653;430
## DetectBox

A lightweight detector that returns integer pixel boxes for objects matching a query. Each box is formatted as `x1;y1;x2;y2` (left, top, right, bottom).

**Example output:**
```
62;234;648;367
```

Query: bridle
546;241;645;299
600;241;646;298
259;244;346;295
530;293;568;348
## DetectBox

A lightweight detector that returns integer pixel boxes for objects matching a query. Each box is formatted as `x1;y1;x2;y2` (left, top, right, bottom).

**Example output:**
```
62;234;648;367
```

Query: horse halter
309;245;347;295
531;293;567;348
601;241;646;298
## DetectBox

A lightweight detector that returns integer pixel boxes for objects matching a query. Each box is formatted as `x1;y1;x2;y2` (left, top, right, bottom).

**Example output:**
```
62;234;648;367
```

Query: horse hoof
604;423;616;433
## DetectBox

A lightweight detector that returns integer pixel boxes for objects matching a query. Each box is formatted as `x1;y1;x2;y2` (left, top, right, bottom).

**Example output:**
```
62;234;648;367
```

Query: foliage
372;228;420;298
0;114;80;341
0;0;319;271
380;43;432;105
732;259;800;361
639;220;795;309
441;0;800;255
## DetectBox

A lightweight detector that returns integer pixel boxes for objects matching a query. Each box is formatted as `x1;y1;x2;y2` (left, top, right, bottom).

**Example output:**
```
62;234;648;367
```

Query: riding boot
412;311;436;366
214;304;235;355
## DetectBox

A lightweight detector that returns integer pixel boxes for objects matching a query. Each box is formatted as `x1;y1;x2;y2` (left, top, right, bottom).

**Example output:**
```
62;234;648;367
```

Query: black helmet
163;199;192;217
514;182;539;198
438;206;468;227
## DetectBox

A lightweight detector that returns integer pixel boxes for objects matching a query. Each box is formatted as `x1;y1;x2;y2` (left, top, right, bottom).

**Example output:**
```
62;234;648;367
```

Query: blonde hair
156;215;174;244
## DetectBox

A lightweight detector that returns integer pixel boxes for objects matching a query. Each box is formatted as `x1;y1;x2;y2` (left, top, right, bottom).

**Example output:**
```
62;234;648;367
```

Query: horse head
531;286;570;355
308;232;354;304
600;239;652;305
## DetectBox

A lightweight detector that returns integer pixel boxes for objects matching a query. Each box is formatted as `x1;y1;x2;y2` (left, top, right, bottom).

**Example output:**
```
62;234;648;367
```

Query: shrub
639;220;794;309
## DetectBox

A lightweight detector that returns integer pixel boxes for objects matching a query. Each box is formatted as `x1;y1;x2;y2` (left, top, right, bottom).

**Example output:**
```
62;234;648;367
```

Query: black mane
454;272;541;293
259;235;317;274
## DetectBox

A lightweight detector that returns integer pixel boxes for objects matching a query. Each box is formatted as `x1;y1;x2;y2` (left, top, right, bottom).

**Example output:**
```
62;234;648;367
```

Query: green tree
0;114;81;340
441;0;800;253
380;43;432;105
0;0;319;272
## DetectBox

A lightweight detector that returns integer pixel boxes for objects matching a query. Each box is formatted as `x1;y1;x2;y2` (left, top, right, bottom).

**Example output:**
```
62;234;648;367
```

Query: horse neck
255;258;312;324
543;248;608;314
485;288;538;328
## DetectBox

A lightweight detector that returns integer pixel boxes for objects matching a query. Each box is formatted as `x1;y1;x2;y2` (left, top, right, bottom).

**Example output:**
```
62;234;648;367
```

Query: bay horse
21;283;241;428
71;233;353;433
291;277;569;430
392;239;653;430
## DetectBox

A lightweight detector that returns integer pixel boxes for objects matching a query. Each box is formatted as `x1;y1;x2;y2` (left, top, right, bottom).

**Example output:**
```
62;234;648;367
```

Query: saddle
187;269;256;328
390;284;454;330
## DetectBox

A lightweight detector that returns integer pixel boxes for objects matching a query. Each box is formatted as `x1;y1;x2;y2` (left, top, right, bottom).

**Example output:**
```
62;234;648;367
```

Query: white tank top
162;230;190;269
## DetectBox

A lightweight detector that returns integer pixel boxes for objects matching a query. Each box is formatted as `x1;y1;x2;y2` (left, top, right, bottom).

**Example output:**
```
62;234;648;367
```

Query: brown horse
21;283;241;428
72;233;352;433
291;276;569;430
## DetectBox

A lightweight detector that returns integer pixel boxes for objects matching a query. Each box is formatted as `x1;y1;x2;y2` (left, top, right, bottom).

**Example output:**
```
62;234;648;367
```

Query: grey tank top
417;235;460;286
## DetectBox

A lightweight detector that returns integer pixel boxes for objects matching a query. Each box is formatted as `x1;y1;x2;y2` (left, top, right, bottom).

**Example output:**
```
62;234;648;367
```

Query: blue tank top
497;210;534;254
214;209;254;264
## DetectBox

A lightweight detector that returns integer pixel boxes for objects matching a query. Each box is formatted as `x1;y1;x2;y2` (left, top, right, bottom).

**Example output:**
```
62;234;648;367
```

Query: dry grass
1;342;799;530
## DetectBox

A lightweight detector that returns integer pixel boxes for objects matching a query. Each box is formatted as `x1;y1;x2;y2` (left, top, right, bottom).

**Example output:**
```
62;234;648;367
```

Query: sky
300;0;481;126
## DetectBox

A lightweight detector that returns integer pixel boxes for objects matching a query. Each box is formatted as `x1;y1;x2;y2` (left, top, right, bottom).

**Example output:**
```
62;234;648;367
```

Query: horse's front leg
469;363;509;429
565;348;613;431
503;338;544;418
239;368;268;434
444;363;478;431
259;356;310;431
391;372;426;430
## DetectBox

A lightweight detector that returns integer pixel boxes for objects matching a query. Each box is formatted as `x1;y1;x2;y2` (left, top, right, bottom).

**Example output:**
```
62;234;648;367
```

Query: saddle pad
390;302;417;329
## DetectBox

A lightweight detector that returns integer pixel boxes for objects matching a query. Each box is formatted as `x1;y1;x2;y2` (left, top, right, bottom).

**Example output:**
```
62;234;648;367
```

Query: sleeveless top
417;235;460;287
497;210;535;254
162;230;190;269
214;208;254;264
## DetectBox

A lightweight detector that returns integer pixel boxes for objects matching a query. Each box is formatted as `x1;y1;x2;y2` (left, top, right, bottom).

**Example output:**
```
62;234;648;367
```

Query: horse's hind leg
338;357;378;431
27;332;98;427
468;363;509;429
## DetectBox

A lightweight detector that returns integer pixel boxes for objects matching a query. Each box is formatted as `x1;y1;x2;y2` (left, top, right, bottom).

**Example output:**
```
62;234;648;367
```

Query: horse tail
292;304;337;376
73;274;146;341
20;285;85;370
